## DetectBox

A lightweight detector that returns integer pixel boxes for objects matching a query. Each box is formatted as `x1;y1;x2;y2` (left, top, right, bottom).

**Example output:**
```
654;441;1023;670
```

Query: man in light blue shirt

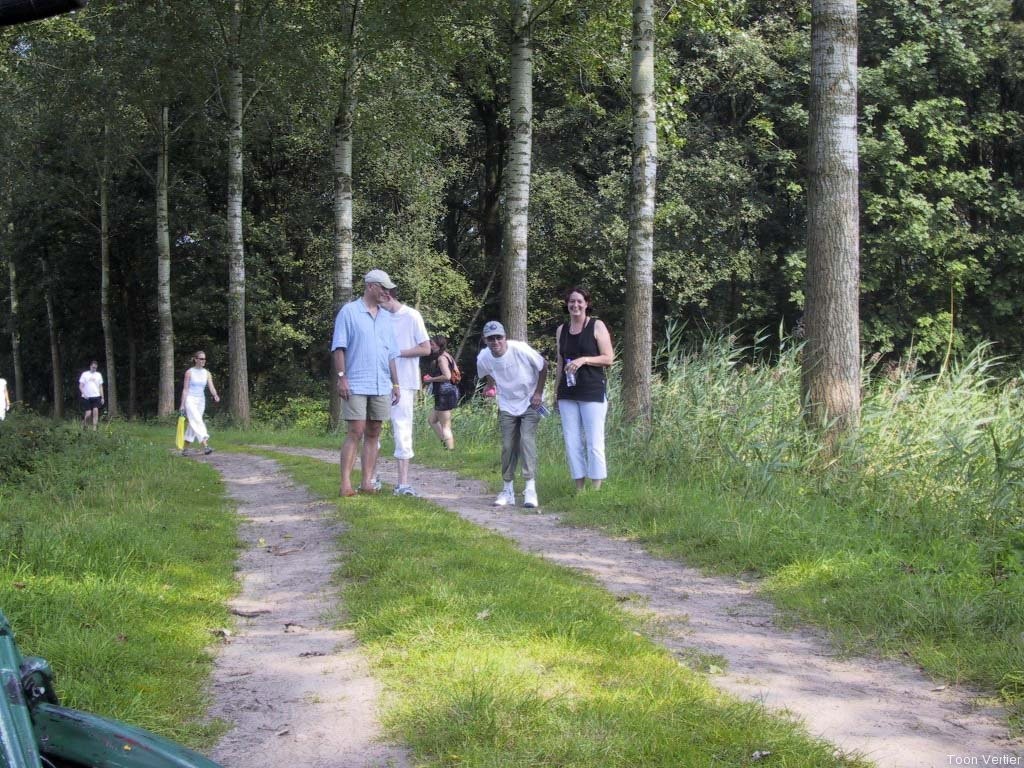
332;269;401;496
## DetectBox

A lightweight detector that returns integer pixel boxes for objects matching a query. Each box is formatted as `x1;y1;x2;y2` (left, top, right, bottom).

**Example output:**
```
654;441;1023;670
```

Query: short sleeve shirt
79;370;104;398
331;298;399;396
476;340;545;416
389;305;430;391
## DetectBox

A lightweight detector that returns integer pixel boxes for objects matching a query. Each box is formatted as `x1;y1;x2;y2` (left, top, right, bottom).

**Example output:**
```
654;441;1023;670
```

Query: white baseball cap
482;320;506;338
364;269;396;290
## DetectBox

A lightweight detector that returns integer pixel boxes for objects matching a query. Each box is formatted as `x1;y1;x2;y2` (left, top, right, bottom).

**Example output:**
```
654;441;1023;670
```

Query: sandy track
202;452;410;768
253;445;1022;768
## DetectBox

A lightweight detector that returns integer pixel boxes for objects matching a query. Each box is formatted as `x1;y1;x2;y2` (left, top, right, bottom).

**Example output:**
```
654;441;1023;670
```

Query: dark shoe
203;447;213;455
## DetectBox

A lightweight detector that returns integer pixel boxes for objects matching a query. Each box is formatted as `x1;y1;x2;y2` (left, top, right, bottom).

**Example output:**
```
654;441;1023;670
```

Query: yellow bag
175;415;186;451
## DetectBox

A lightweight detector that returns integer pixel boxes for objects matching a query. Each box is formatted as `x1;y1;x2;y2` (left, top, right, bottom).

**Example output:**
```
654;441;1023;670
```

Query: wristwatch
337;371;346;378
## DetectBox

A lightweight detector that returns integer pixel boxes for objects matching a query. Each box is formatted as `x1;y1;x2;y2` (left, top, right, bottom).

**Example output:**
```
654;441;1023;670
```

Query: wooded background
1;0;1021;420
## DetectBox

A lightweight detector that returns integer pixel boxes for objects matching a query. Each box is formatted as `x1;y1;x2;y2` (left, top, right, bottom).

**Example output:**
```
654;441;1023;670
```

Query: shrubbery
250;395;330;432
0;415;104;486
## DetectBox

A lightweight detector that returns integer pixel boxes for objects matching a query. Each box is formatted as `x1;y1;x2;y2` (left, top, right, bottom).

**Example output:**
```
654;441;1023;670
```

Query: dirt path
201;452;410;768
246;446;1021;768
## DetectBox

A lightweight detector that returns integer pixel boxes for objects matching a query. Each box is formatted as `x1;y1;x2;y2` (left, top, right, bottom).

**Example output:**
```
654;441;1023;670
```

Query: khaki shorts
342;393;391;422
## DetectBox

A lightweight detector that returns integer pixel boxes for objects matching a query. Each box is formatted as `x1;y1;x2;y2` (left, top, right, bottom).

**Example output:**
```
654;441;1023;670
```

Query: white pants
559;398;608;480
184;395;208;443
390;389;416;460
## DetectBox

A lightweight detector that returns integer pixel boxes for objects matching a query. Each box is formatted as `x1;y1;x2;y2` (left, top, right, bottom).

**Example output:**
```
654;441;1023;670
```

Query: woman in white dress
0;375;10;420
179;351;220;455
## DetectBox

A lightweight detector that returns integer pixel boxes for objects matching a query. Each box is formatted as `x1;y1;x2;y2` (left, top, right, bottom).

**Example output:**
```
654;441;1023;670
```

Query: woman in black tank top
554;287;615;490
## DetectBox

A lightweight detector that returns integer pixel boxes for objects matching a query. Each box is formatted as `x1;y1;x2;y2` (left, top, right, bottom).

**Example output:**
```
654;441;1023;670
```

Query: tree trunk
41;254;63;418
123;284;137;419
802;0;861;439
622;0;657;427
226;0;250;426
329;44;357;430
7;250;23;404
155;105;176;417
501;0;532;341
99;140;120;418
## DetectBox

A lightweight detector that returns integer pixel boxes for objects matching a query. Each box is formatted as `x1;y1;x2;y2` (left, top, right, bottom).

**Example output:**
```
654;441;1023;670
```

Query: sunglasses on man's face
485;336;504;343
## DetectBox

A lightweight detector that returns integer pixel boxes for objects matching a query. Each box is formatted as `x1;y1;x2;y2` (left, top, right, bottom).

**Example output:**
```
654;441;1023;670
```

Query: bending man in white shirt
476;320;548;510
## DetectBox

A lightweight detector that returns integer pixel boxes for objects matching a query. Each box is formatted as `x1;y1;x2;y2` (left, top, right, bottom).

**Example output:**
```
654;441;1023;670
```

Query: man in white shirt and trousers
380;286;431;495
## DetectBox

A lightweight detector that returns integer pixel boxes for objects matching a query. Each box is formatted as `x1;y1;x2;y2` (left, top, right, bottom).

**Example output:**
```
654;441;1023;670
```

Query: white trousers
184;395;208;443
558;398;608;480
390;389;416;460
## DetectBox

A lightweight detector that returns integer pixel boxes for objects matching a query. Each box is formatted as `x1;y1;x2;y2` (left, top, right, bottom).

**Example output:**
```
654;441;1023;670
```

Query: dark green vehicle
1;611;223;768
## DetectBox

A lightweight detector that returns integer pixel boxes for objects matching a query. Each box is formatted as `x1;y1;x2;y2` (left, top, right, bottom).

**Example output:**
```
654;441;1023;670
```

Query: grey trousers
498;408;541;482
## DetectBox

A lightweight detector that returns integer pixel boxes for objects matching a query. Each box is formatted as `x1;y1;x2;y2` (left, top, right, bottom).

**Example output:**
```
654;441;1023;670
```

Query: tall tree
98;123;120;417
154;104;175;415
501;0;533;340
224;0;250;425
328;0;359;430
622;0;657;425
5;243;22;404
40;253;63;418
801;0;860;437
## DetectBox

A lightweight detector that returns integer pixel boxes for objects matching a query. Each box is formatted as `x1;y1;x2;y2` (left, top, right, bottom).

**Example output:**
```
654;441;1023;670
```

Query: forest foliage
1;0;1022;413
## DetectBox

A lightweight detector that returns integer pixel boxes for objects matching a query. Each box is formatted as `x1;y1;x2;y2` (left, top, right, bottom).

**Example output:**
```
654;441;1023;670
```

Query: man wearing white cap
332;269;402;497
476;320;547;509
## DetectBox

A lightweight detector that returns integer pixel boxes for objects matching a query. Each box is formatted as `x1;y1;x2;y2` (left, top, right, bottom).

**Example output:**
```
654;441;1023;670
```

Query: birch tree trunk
7;250;23;404
226;0;251;426
329;29;357;430
501;0;532;341
1;187;20;404
123;284;138;419
802;0;860;439
622;0;657;426
41;254;63;418
99;139;120;418
155;105;176;417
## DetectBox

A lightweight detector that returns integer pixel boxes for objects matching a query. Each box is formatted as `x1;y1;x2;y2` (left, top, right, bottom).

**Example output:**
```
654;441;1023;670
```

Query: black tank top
557;318;606;402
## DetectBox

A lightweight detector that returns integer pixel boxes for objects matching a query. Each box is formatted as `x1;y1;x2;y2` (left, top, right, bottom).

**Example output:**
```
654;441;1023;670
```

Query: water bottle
565;359;576;388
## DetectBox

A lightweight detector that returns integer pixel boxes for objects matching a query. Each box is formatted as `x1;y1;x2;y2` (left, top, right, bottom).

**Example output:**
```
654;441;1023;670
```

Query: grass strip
411;390;1024;724
263;448;865;767
0;424;237;747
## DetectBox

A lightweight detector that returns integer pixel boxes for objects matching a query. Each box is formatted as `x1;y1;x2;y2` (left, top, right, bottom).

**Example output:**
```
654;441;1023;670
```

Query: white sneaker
523;487;539;509
372;475;382;492
394;485;418;497
493;488;516;507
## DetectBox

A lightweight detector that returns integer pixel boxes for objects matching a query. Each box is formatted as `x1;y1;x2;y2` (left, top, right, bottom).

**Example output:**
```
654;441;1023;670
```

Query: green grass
408;340;1024;723
0;416;238;746
256;448;865;767
40;332;1023;757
